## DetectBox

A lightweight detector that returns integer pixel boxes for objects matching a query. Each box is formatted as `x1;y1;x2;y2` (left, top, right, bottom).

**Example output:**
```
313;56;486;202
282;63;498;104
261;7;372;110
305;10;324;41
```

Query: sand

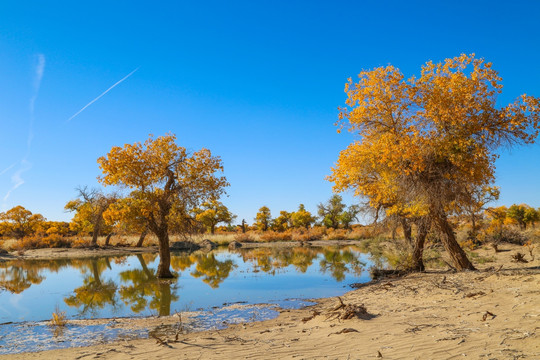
1;243;539;359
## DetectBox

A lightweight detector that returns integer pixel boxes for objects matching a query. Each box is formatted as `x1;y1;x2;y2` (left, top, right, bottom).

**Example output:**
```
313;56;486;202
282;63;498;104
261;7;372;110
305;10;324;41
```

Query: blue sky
0;1;539;223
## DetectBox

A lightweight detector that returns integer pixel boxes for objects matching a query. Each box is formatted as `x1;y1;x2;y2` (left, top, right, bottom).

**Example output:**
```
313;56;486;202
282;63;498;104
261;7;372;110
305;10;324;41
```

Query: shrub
234;232;256;242
259;231;292;242
325;228;349;240
483;226;528;245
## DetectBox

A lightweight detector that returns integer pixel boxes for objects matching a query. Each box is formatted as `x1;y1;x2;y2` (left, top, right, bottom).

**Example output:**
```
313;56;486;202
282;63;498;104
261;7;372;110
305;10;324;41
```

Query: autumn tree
192;200;236;234
290;204;316;229
330;54;540;271
318;195;345;229
0;206;46;239
97;134;228;278
524;207;539;228
271;211;291;232
65;187;117;246
254;206;272;231
506;204;538;229
102;194;150;247
458;186;499;235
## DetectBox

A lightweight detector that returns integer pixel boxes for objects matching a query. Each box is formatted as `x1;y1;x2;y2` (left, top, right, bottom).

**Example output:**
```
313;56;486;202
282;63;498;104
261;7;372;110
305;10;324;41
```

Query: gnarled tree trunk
412;220;430;271
136;228;148;247
434;212;475;271
91;218;102;246
156;228;174;278
104;233;113;246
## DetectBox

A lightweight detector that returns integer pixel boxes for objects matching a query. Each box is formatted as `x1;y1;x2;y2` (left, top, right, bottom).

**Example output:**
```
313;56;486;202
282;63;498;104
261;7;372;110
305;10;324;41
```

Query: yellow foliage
330;54;540;220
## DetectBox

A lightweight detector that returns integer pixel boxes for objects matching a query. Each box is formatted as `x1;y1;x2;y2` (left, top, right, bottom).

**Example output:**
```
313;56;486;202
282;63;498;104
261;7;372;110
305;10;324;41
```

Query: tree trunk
211;224;215;234
412;221;429;271
158;281;172;316
400;218;412;245
136;228;148;247
104;233;113;246
156;229;174;278
91;219;102;246
435;214;475;271
471;213;476;234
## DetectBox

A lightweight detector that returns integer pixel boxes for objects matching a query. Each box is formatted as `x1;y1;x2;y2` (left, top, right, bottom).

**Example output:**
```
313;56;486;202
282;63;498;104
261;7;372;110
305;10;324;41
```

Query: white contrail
0;163;16;177
66;67;140;123
2;54;45;207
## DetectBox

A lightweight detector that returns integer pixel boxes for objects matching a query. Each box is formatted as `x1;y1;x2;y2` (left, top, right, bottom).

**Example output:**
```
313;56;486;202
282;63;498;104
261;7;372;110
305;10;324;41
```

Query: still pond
0;245;373;353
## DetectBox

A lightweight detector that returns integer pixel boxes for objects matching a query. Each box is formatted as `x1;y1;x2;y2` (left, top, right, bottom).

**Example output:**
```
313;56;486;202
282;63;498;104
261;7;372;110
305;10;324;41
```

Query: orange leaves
331;54;540;220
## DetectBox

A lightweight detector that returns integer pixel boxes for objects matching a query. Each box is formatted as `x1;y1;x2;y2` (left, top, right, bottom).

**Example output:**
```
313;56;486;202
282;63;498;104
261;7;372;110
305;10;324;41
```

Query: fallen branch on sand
326;297;370;321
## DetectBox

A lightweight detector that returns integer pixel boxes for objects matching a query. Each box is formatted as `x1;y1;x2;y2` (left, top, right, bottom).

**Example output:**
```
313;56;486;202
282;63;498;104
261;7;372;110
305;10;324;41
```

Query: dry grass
50;306;67;327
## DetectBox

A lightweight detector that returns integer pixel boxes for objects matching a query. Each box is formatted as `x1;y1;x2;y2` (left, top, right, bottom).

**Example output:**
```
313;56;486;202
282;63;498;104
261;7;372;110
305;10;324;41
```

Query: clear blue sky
1;0;539;223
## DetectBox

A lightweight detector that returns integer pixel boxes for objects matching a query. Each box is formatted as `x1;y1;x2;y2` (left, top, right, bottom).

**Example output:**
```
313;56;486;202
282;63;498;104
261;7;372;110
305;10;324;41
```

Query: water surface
0;245;372;353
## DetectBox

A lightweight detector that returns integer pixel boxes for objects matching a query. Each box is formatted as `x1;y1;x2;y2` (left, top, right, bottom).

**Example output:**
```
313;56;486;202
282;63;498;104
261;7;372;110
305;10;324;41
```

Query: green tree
338;204;360;229
318;195;345;229
524;207;540;228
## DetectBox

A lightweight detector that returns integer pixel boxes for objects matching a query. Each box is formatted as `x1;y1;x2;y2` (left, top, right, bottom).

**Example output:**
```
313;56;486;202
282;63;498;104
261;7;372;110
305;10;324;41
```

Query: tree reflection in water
118;254;178;316
64;257;118;315
0;259;72;294
237;246;365;281
171;252;236;289
0;246;367;321
319;248;365;281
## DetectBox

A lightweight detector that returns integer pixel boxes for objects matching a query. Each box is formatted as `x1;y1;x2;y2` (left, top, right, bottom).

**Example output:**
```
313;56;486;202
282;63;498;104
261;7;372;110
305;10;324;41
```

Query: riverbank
1;242;538;359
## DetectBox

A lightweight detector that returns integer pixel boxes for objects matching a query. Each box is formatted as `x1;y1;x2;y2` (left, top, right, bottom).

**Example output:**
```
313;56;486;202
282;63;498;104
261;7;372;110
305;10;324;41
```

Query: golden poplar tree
98;134;228;278
330;54;539;271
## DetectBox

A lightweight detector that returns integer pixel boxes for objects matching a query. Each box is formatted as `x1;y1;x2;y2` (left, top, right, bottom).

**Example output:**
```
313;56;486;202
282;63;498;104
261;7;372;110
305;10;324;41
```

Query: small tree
0;206;45;239
271;211;291;232
65;187;117;246
254;206;272;231
318;195;345;229
102;194;150;247
524;207;540;228
98;134;228;278
339;204;360;229
193;200;236;234
291;204;316;229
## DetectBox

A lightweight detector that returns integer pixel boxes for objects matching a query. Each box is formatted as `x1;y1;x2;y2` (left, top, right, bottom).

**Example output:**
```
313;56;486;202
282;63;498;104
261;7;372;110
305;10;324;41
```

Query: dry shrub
348;226;371;240
71;237;92;248
234;232;256;242
11;234;72;250
50;306;67;327
259;231;292;242
290;228;324;241
482;225;528;245
325;228;349;240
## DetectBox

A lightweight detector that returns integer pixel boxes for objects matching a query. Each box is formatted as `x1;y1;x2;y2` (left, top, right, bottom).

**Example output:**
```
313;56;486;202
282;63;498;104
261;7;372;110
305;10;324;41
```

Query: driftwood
326;297;370;320
512;252;528;263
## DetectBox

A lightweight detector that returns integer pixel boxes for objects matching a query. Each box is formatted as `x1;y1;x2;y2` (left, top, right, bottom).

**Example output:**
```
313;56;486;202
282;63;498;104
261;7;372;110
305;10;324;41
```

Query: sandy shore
1;243;539;359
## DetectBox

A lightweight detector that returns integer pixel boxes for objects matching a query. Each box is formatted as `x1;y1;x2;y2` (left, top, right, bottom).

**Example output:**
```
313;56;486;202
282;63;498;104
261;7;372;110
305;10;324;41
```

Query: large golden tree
330;54;539;271
98;134;228;278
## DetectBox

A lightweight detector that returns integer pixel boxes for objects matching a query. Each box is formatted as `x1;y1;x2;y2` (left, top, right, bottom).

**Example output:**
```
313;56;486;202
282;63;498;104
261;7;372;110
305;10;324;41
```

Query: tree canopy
329;54;540;270
97;134;228;278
